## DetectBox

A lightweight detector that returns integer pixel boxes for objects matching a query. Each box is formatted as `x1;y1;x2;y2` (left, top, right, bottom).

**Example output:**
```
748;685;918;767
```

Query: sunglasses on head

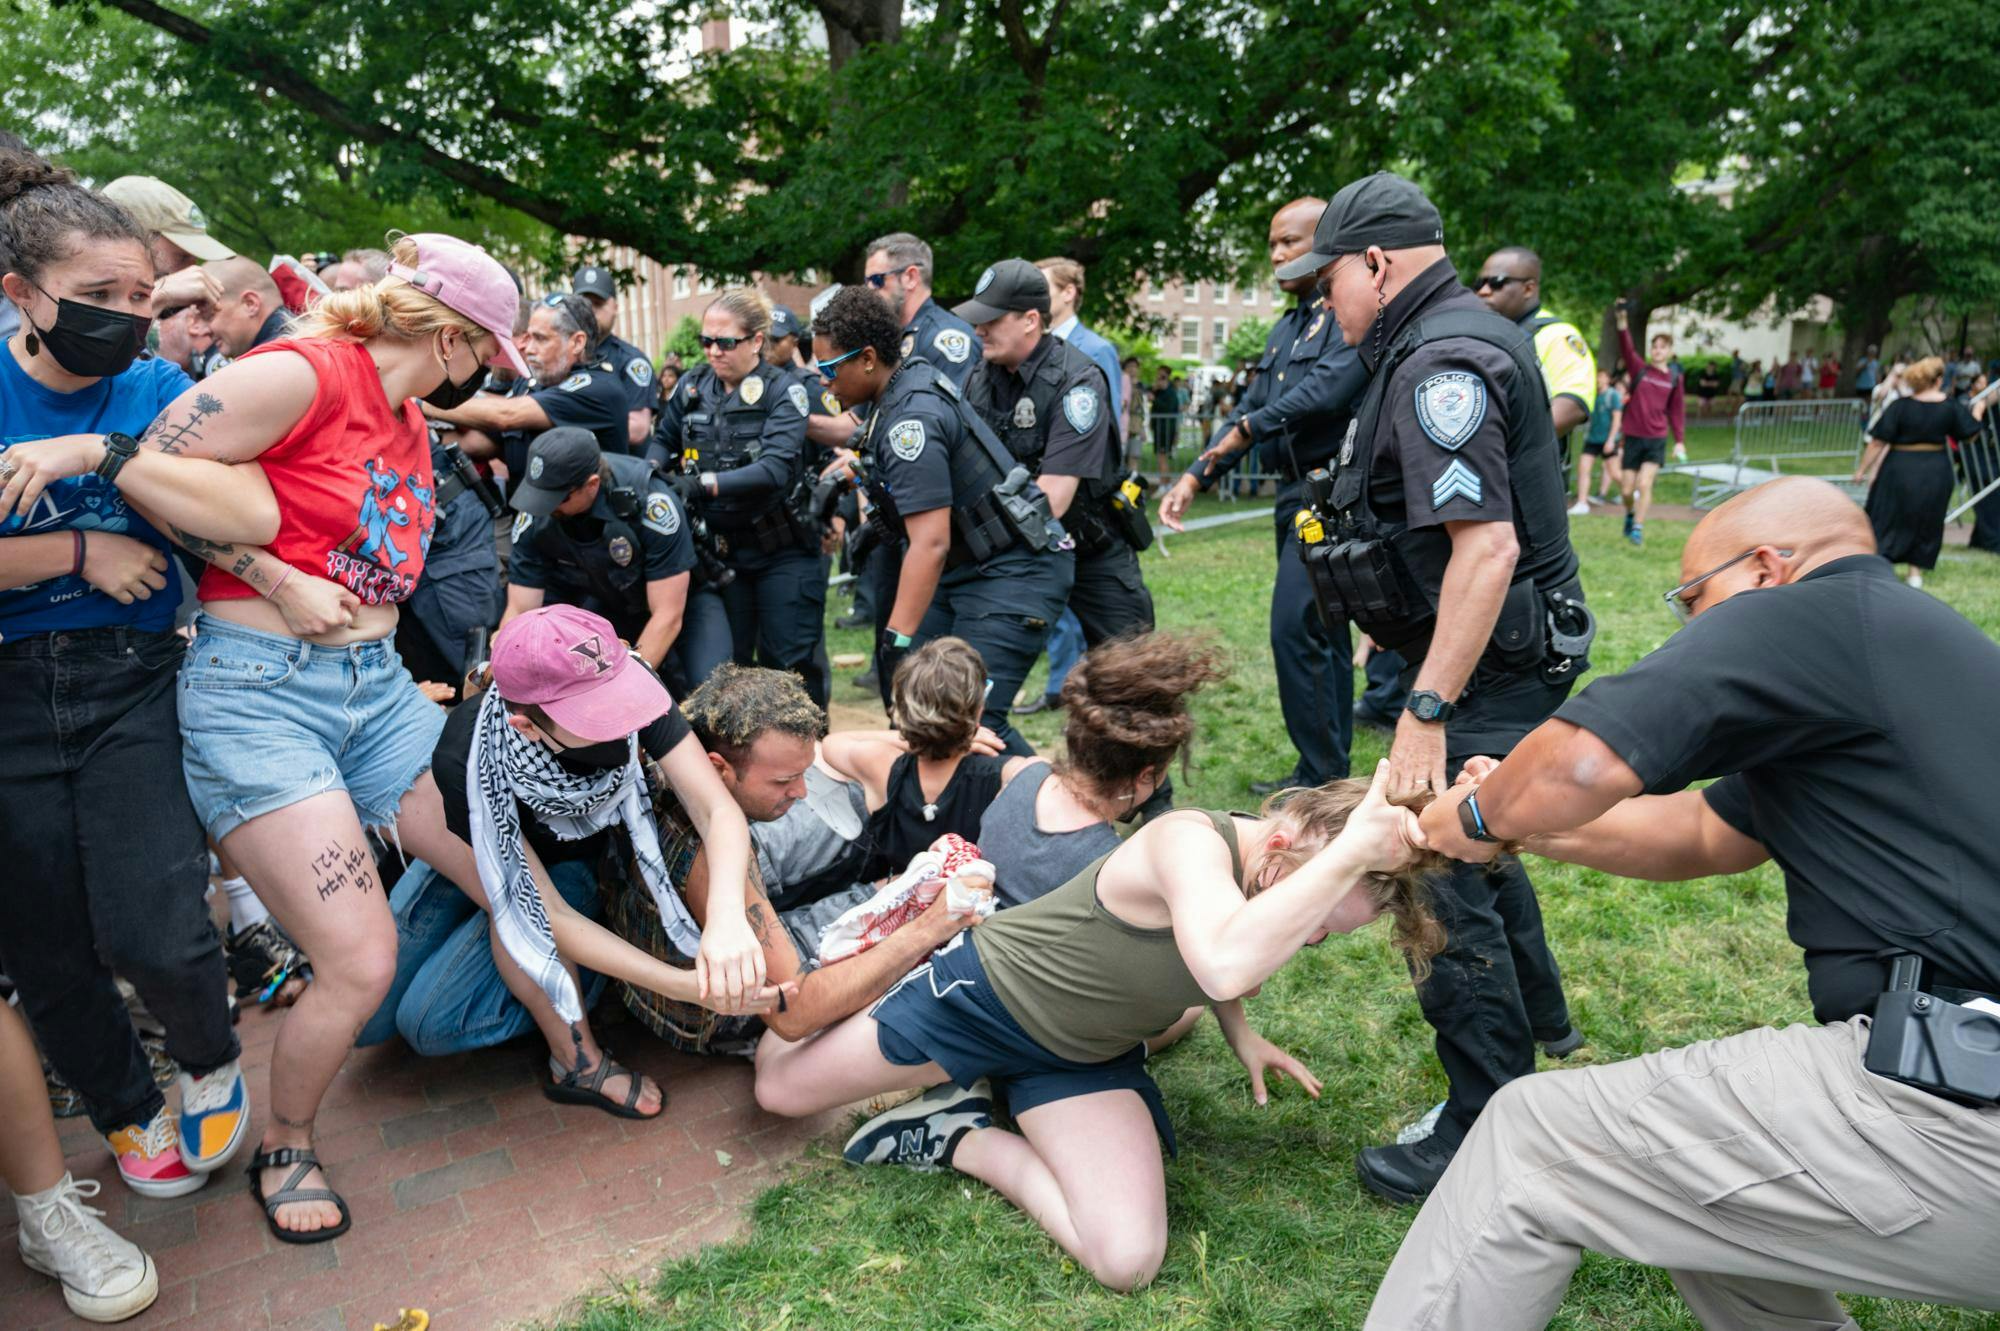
1473;274;1522;293
699;334;754;351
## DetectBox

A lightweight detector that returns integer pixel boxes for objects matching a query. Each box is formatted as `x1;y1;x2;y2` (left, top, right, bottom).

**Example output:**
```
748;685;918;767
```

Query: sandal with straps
542;1051;666;1120
248;1145;351;1245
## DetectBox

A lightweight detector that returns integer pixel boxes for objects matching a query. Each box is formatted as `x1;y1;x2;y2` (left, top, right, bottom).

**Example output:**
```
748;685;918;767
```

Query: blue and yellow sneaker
175;1059;248;1174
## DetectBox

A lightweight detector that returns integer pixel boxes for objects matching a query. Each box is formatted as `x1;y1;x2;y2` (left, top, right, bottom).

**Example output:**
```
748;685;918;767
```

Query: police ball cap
510;426;602;518
1273;171;1445;281
768;305;803;340
952;258;1051;325
571;265;616;300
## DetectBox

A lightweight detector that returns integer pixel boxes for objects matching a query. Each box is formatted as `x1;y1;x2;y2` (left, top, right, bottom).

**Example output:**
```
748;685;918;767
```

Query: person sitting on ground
819;637;1039;879
360;606;786;1071
980;631;1221;907
754;763;1444;1292
603;664;984;1056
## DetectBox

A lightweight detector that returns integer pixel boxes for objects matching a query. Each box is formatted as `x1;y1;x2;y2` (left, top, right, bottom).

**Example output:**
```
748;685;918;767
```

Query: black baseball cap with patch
571;265;616;301
1274;172;1446;281
511;427;603;517
952;258;1051;324
769;305;804;340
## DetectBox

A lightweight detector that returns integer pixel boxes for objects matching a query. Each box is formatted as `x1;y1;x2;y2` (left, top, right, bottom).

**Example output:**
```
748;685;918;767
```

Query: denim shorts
177;613;446;840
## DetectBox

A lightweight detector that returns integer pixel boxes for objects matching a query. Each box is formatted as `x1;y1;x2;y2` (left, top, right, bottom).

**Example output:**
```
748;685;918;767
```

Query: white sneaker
1907;570;1924;589
14;1173;159;1323
1395;1100;1447;1146
1566;500;1590;516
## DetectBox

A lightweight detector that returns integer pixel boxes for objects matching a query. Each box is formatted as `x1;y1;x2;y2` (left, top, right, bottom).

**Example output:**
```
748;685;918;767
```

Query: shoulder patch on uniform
1062;384;1099;433
558;372;591;393
739;374;764;405
934;329;972;363
625;357;653;386
821;390;841;415
1431;458;1484;509
510;510;534;541
644;491;682;536
787;383;809;417
1564;331;1589;359
888;419;926;463
1413;371;1486;451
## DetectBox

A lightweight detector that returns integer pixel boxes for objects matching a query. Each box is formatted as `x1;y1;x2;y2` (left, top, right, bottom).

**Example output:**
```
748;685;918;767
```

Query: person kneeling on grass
752;764;1445;1291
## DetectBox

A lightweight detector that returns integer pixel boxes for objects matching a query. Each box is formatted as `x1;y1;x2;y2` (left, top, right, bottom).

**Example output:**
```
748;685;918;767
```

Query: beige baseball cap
101;176;235;262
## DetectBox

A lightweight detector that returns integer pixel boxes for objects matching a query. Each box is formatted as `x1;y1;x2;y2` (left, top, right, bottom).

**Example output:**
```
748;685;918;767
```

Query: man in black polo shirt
1370;476;2000;1330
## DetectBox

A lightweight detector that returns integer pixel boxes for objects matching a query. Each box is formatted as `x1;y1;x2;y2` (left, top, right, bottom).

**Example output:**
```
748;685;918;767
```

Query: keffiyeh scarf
466;685;702;1023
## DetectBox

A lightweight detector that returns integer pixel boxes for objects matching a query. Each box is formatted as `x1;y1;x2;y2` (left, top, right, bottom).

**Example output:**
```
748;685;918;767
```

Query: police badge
528;456;545;480
974;267;996;294
740;374;764;405
900;332;916;359
1413;372;1486;451
888;419;926;462
1013;398;1037;430
608;536;634;567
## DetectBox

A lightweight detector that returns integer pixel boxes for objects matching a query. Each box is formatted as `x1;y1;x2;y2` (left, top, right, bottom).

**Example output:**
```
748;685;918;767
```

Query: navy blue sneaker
1622;511;1635;537
843;1080;992;1173
1626;522;1644;547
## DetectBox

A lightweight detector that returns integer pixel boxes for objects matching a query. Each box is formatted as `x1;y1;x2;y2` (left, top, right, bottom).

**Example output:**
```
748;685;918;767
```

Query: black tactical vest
521;452;656;615
676;363;798;540
964;340;1079;474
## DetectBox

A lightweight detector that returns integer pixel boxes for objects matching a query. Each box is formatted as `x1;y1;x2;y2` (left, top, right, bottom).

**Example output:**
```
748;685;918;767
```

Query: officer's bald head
1674;478;1876;618
1476;247;1541;320
197;256;284;356
1270;198;1327;293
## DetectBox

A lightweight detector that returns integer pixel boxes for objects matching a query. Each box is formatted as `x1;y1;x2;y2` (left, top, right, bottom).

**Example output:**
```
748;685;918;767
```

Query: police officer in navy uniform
812;285;1073;755
504;427;729;693
646;288;829;707
572;264;660;450
396;432;504;691
1286;172;1589;1202
428;293;632;491
956;258;1154;645
1159;197;1371;794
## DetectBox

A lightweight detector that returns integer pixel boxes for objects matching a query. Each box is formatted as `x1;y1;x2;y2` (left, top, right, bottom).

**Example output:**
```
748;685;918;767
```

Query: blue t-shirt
0;348;192;638
1585;386;1622;444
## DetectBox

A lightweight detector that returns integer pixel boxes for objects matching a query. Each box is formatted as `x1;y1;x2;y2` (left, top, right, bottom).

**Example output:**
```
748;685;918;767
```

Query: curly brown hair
682;664;827;773
1056;632;1227;799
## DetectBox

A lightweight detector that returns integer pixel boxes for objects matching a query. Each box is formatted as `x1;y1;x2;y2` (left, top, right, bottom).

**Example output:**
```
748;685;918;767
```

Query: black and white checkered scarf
466;685;702;1023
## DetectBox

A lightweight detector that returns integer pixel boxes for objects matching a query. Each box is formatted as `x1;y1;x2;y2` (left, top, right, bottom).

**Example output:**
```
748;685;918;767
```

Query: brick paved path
4;999;846;1329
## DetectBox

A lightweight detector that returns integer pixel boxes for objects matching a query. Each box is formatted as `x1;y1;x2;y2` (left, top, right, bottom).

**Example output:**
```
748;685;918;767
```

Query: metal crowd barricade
1667;399;1870;508
1947;381;2000;525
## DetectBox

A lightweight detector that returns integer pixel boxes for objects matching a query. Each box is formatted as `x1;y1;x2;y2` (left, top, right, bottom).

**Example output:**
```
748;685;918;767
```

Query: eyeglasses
1662;547;1793;623
699;334;754;351
815;347;863;381
1473;274;1522;293
1313;253;1367;304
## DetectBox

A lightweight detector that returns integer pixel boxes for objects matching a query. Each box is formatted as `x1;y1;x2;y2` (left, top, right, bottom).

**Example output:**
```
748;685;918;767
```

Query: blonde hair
1248;780;1450;981
707;286;773;340
289;234;487;348
890;637;985;761
1036;257;1085;298
1903;356;1945;393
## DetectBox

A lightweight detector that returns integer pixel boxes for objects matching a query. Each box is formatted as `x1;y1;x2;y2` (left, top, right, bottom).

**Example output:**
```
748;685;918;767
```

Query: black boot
1355;1131;1459;1205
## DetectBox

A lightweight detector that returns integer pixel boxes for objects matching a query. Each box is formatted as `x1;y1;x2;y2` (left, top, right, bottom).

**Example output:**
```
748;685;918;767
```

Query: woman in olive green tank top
754;763;1446;1292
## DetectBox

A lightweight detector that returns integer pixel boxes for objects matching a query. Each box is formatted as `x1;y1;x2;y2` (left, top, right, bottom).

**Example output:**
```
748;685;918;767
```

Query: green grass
566;503;2000;1331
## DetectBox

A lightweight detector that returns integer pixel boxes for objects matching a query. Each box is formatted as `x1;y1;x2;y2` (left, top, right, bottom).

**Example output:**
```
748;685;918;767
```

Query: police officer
1286;172;1587;1201
396;431;504;691
572;264;660;449
503;427;729;691
646;288;829;707
1158;197;1370;793
1376;477;2000;1330
1471;246;1596;488
812;285;1073;755
428;292;632;488
954;258;1153;646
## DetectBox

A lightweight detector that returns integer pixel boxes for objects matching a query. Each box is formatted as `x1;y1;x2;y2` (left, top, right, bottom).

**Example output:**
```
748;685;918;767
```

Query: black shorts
871;935;1176;1153
1583;435;1615;458
1622;435;1667;470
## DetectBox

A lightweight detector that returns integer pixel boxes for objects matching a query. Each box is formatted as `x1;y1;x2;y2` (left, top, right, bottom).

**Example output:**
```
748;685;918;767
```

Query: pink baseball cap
490;606;669;742
387;233;531;377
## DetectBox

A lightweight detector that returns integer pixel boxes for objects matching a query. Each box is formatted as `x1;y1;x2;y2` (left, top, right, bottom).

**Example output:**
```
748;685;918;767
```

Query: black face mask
422;340;489;409
548;736;631;775
23;284;151;379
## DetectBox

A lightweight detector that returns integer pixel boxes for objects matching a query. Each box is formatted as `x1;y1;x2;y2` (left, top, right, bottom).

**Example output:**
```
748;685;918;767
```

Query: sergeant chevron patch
1431;458;1483;509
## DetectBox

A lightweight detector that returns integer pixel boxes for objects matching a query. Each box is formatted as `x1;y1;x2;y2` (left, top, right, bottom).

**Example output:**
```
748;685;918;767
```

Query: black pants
722;544;830;708
1415;664;1574;1149
1068;541;1155;645
662;585;733;701
1360;644;1410;719
0;628;237;1134
1273;489;1352;783
911;548;1075;756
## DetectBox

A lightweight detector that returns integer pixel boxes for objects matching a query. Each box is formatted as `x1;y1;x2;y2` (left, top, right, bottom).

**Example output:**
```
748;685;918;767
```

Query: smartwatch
1405;690;1456;724
1457;788;1500;844
95;431;141;484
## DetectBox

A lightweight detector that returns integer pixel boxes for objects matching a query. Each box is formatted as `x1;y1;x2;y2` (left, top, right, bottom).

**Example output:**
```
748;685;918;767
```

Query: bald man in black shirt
1371;477;2000;1330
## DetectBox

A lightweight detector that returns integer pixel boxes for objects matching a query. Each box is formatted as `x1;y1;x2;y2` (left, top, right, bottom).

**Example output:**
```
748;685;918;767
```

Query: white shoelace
182;1063;238;1115
33;1177;130;1276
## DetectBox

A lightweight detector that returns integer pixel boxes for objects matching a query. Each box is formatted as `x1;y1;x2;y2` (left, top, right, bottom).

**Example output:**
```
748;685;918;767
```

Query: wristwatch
95;431;141;484
1405;689;1456;723
1457;788;1500;844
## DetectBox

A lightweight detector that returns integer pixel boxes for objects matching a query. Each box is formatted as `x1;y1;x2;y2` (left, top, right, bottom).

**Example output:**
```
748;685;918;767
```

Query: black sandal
248;1145;351;1245
542;1052;666;1120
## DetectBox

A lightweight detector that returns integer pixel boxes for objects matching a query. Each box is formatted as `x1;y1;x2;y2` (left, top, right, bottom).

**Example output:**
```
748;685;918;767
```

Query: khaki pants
1366;1020;2000;1330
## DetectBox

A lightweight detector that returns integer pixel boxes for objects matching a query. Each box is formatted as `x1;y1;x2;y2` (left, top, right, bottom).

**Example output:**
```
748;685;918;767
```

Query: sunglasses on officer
815;346;863;382
699;333;755;351
1472;274;1523;293
1663;547;1794;623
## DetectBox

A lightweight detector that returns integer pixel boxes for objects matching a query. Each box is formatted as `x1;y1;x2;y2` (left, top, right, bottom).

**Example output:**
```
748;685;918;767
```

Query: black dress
863;752;1008;879
1865;397;1980;568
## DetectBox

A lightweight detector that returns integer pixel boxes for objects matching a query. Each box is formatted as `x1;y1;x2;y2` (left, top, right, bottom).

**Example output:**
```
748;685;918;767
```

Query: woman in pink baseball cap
0;231;768;1246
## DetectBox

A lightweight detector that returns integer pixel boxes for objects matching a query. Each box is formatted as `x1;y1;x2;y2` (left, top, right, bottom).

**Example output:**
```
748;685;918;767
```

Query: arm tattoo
166;524;270;590
141;393;224;456
745;902;774;945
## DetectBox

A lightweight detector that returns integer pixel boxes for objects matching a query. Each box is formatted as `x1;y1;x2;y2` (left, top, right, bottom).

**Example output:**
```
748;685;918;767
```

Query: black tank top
866;752;1008;877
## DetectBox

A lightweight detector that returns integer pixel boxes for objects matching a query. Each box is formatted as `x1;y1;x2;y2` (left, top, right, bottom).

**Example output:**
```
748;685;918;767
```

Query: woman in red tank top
0;232;767;1243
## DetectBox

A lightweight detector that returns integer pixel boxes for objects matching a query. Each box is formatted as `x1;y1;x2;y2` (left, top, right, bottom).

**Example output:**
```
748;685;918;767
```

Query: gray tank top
979;764;1124;907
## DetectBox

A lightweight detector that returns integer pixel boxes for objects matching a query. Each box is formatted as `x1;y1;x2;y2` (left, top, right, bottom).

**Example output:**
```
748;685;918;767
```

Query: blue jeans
1043;609;1085;699
358;858;607;1055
